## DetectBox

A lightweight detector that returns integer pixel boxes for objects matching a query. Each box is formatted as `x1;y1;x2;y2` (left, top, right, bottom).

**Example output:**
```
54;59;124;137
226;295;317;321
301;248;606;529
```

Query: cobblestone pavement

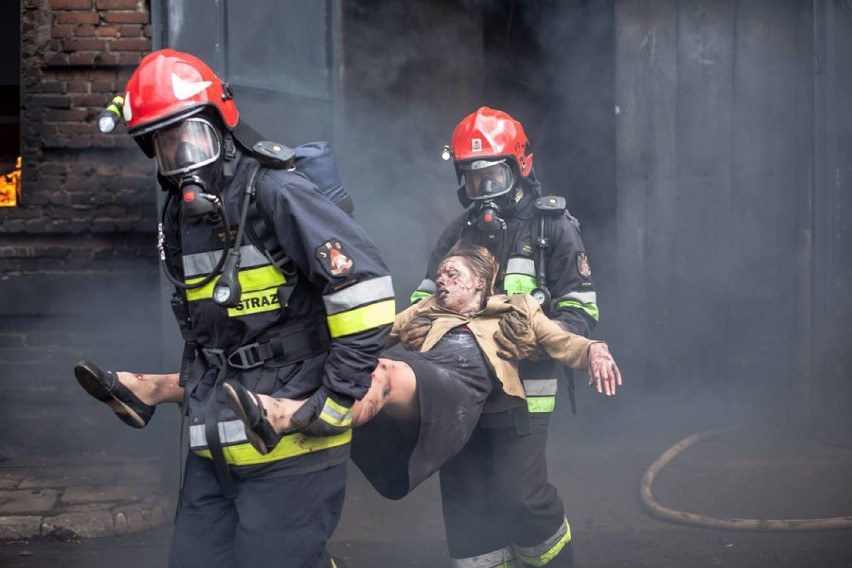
0;455;172;542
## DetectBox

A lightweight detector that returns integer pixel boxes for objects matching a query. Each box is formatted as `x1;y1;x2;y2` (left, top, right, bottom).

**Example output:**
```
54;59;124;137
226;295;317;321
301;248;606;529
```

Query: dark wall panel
670;0;737;388
615;0;678;389
814;1;852;439
727;0;801;415
615;0;817;415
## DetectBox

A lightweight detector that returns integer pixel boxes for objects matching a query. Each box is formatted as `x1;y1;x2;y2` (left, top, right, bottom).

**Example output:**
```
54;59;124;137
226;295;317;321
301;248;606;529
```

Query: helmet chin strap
222;133;237;177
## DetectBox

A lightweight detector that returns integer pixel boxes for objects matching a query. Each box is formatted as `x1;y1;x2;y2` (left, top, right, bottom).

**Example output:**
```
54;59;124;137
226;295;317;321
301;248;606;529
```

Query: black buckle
227;342;265;369
200;348;227;369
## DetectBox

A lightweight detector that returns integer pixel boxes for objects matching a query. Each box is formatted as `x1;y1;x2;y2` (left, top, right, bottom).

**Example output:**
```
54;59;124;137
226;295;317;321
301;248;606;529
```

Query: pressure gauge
531;288;550;306
213;284;233;306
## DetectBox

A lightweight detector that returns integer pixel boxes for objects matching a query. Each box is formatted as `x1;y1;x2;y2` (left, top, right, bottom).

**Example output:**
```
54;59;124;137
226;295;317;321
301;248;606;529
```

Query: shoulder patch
316;239;354;277
577;252;592;278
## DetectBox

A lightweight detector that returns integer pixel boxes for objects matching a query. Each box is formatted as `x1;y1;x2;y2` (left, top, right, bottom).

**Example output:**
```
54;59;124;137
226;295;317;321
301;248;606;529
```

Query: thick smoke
17;4;851;564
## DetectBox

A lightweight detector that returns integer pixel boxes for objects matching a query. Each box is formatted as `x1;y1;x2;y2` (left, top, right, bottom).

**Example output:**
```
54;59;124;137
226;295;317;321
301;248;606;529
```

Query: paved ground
1;313;852;566
2;391;852;567
0;454;170;542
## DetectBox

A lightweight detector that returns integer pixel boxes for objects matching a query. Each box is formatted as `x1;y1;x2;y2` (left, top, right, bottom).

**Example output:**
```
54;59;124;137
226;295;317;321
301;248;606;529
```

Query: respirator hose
157;191;231;290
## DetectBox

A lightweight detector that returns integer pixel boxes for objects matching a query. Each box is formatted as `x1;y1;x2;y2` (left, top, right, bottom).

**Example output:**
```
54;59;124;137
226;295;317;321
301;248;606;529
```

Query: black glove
290;386;355;437
494;310;546;361
398;315;432;351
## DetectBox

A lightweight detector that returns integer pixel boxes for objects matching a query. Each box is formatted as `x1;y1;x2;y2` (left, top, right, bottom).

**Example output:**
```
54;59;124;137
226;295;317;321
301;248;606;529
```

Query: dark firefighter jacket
164;151;395;475
410;186;597;414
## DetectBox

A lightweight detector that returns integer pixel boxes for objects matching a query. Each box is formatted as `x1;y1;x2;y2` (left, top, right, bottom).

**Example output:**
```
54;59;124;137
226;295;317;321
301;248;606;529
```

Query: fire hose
639;426;852;531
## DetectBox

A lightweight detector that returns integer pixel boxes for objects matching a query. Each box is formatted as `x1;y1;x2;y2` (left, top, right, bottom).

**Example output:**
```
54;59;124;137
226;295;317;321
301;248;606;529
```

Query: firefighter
407;107;600;567
76;49;395;568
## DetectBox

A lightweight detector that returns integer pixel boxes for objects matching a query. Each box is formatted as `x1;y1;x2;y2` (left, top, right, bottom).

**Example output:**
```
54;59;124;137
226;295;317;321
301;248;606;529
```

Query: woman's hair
444;242;499;298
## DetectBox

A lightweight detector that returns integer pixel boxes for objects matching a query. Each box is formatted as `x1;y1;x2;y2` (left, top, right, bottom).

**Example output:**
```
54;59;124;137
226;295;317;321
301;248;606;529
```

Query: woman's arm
521;296;622;395
527;306;596;369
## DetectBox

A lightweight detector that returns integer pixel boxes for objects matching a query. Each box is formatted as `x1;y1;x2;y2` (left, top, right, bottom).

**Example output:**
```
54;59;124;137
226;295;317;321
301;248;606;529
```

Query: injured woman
74;243;621;499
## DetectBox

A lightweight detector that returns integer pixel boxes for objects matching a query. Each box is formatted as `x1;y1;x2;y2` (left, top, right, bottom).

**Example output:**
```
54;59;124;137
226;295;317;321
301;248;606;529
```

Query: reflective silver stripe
523;379;558;396
515;517;571;560
189;420;248;449
320;401;352;426
555;290;597;305
183;245;270;277
506;256;535;276
451;546;515;568
323;275;395;315
415;278;436;294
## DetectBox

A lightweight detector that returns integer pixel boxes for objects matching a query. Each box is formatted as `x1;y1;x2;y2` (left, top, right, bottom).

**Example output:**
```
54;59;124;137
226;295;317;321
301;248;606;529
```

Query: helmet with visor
450;106;533;201
122;49;238;171
152;117;222;179
457;158;515;200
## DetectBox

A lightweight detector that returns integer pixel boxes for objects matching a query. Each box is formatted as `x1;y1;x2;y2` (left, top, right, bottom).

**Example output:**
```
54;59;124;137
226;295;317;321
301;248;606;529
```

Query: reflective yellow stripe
556;299;599;322
194;430;351;466
409;278;435;305
527;396;555;413
410;289;432;304
185;265;287;302
516;517;572;566
503;274;536;295
326;299;395;338
320;397;352;428
227;288;280;317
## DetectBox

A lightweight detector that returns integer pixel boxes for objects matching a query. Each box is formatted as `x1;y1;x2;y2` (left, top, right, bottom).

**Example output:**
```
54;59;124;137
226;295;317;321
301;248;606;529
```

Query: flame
0;157;21;207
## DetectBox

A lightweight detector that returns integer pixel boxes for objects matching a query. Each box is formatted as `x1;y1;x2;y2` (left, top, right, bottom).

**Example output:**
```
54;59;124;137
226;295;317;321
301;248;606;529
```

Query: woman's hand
588;343;622;396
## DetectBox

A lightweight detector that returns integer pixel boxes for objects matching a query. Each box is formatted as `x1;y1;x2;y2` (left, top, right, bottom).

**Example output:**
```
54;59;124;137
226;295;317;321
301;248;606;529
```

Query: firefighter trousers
169;452;346;568
439;413;575;567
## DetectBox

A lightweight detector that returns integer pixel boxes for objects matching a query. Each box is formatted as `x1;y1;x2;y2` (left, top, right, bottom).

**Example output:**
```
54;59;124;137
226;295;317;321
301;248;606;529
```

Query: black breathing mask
177;167;221;218
475;199;506;232
472;179;508;232
154;118;224;217
154;118;239;303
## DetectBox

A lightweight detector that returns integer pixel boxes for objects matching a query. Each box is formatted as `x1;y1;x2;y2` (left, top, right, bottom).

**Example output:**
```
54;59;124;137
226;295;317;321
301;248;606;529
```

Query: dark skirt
350;330;495;499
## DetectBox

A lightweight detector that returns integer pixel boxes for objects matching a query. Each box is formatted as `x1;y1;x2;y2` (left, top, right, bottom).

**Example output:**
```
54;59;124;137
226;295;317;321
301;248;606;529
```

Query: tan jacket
389;294;598;402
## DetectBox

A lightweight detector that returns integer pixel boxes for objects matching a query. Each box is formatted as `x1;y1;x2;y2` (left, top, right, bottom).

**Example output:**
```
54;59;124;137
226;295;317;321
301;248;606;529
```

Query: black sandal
74;360;155;429
222;380;282;455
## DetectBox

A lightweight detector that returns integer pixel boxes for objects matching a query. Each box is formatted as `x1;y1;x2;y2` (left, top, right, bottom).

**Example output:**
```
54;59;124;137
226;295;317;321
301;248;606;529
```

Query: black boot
74;360;155;429
222;380;282;454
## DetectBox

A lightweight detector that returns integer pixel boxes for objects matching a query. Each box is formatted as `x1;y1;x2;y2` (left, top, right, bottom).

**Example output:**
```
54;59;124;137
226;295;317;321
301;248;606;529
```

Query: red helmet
451;106;533;178
122;49;238;155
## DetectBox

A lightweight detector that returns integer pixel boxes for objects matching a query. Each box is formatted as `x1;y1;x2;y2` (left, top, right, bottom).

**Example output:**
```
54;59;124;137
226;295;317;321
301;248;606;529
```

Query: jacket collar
419;294;516;319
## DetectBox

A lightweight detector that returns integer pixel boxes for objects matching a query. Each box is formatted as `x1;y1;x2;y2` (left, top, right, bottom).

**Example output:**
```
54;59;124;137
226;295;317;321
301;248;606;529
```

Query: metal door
150;0;341;146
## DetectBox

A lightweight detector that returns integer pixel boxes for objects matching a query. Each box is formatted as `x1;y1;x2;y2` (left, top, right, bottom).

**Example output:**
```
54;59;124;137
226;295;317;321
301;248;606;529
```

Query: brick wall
6;0;155;255
2;0;160;315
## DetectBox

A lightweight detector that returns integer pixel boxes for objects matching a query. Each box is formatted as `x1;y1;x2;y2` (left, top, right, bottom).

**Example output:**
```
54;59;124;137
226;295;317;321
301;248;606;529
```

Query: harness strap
204;365;236;499
200;313;331;370
244;167;297;276
192;313;333;497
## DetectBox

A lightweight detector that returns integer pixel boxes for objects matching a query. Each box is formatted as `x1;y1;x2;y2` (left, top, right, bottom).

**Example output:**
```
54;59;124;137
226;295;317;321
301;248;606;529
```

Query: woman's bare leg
114;371;183;405
253;357;420;434
353;358;418;425
356;358;420;438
